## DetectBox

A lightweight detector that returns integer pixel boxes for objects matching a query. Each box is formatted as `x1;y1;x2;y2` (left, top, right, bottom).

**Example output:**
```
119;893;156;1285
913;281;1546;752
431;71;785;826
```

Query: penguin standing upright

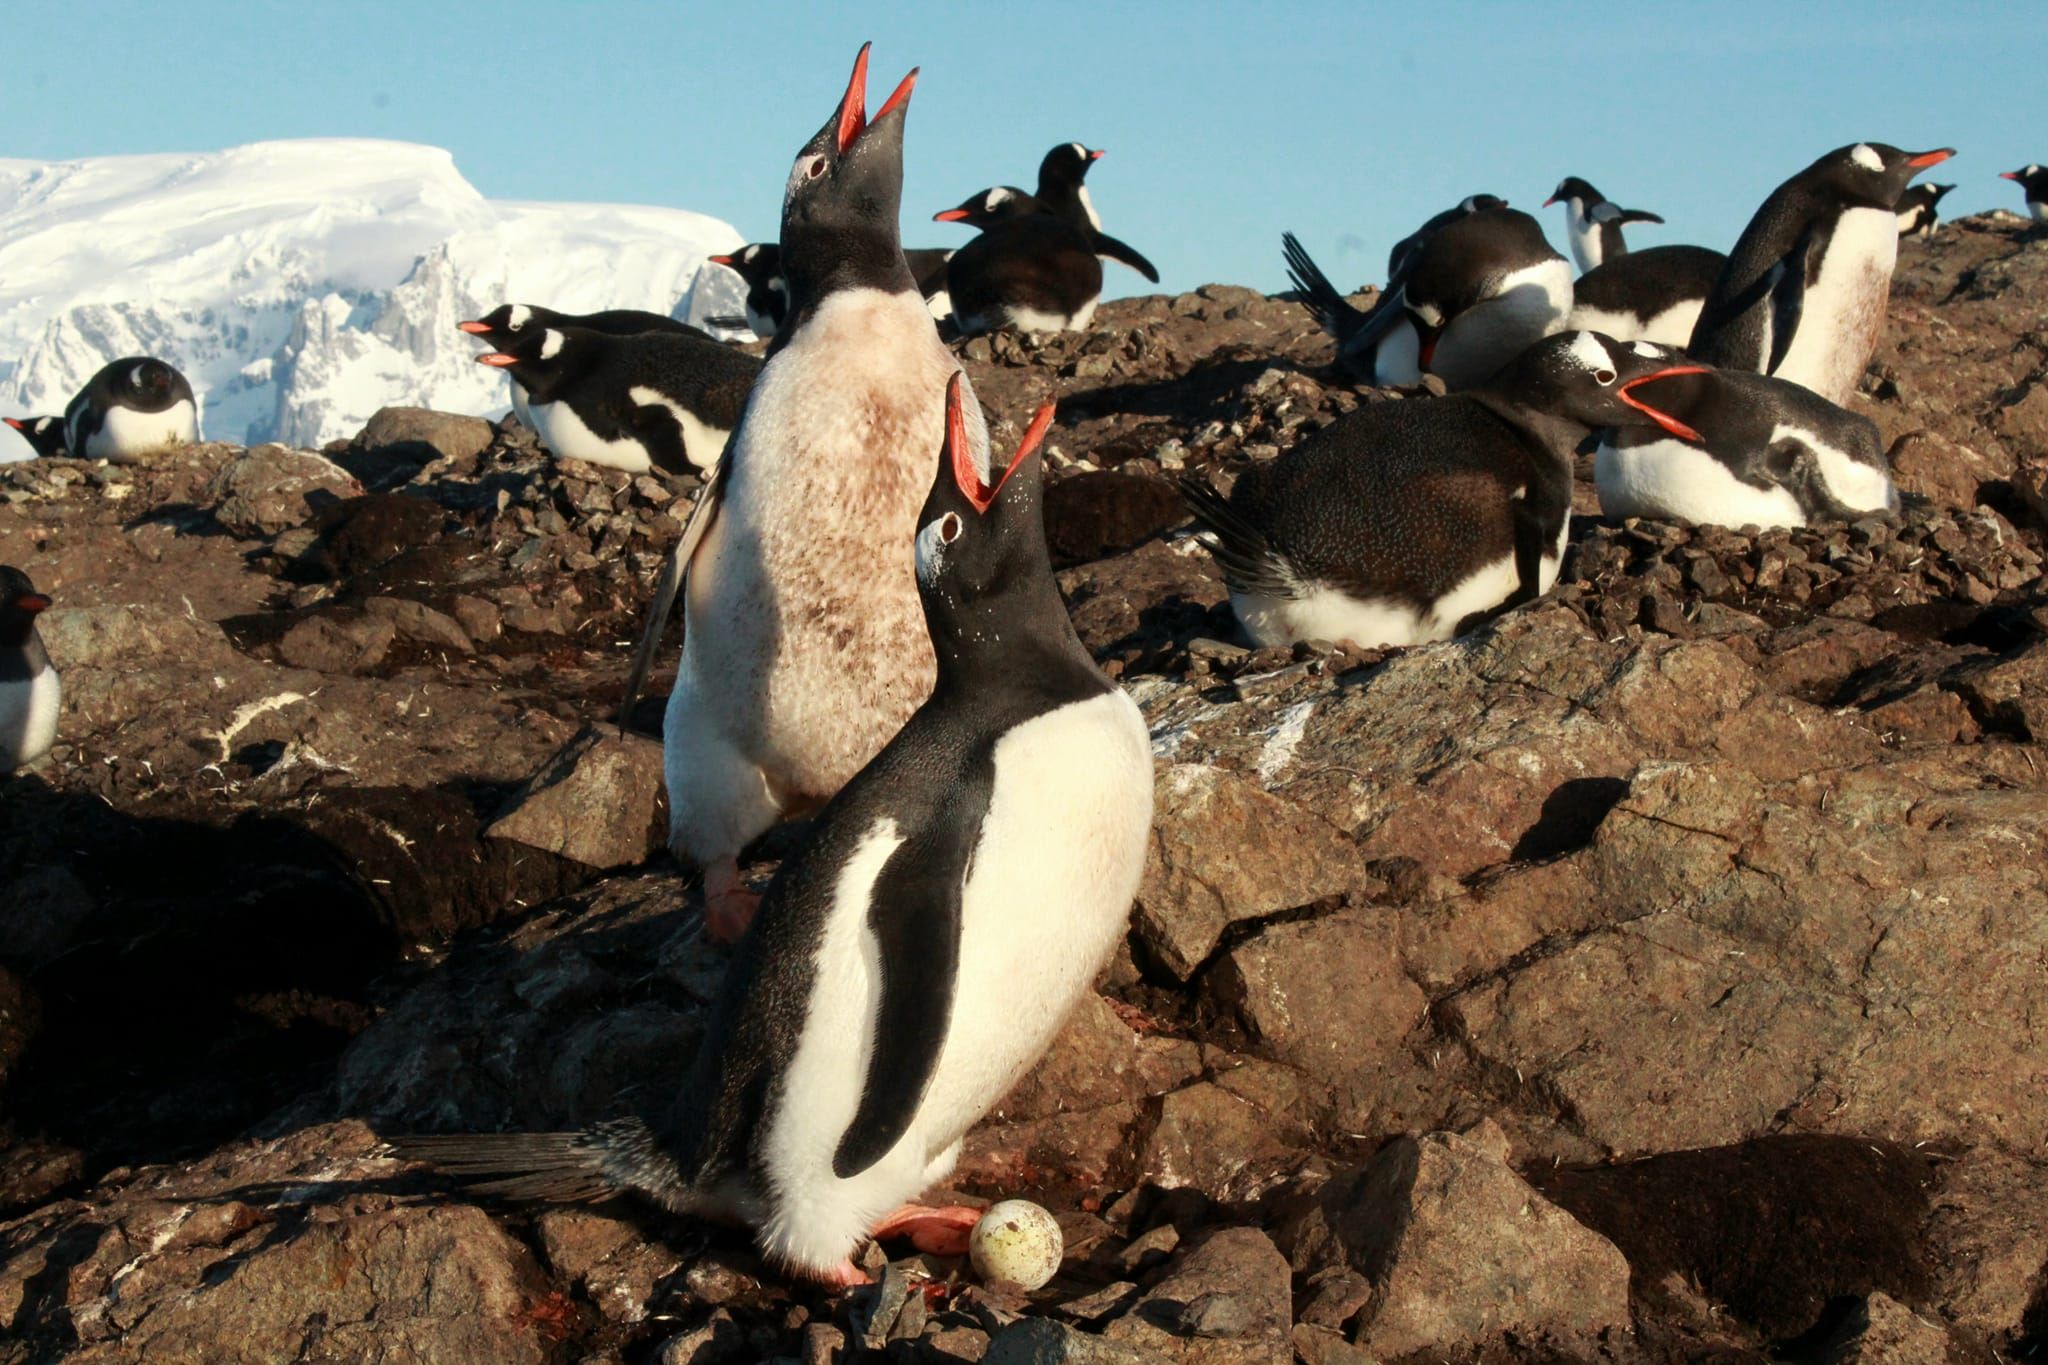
1593;349;1900;529
624;44;985;942
3;417;69;458
63;358;198;462
393;377;1154;1290
707;242;955;336
1;567;60;772
1999;165;2048;221
475;326;760;474
1894;182;1956;238
1688;142;1954;405
1181;332;1707;648
1543;177;1669;272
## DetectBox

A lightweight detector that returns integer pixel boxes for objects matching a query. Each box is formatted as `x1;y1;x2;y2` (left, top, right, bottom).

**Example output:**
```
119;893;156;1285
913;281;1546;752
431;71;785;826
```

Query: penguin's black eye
939;513;962;544
1594;369;1617;386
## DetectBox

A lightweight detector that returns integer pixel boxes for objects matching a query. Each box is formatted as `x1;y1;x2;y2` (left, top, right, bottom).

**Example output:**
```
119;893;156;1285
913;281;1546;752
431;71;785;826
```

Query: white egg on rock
967;1200;1064;1292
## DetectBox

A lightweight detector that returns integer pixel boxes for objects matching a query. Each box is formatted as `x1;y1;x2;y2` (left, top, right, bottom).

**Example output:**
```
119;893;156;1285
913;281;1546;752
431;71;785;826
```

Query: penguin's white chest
530;399;654;474
1;666;61;771
86;400;197;462
1371;315;1424;386
1771;206;1896;404
1567;211;1603;274
1432;260;1574;390
1596;437;1804;529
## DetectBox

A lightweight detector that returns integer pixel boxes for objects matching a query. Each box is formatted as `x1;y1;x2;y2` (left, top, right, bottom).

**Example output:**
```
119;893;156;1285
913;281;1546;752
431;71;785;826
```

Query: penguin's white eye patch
1565;331;1612;373
1850;144;1883;173
540;330;565;361
508;304;531;331
914;513;963;584
1631;341;1663;358
786;154;828;197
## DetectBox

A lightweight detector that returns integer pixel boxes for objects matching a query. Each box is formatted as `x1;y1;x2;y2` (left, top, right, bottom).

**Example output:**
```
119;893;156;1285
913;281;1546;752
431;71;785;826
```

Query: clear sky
5;1;2045;300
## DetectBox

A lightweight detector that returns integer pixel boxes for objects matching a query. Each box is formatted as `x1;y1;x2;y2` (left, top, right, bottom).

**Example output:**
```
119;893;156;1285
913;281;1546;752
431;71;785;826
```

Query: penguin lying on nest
392;374;1154;1289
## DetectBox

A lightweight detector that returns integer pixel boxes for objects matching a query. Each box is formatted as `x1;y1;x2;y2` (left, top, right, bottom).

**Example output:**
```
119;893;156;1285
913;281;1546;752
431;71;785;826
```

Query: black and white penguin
1593;347;1900;529
1285;207;1573;390
1895;182;1955;238
935;145;1160;284
1688;142;1955;405
1181;331;1704;648
62;357;198;463
932;185;1041;227
1385;193;1508;281
625;44;988;943
1566;245;1729;347
3;416;69;458
459;304;713;428
707;242;954;336
476;326;760;475
1;567;60;773
393;377;1152;1289
1999;165;2048;221
1543;177;1668;272
944;214;1106;335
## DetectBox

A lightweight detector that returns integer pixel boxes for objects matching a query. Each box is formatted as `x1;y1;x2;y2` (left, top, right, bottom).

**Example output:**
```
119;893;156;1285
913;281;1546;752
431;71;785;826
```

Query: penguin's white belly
1771;206;1895;405
924;289;953;322
1371;317;1424;386
1001;299;1098;334
1;667;61;771
1432;261;1573;390
510;381;533;429
1230;539;1561;649
628;386;728;473
744;301;781;341
1596;438;1804;528
2031;201;2048;223
756;690;1153;1274
87;400;197;462
1567;297;1704;348
530;399;654;474
1567;216;1603;274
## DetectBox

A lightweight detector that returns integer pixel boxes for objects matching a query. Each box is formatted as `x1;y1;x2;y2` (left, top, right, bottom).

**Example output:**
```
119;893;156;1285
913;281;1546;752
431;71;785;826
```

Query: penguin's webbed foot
870;1203;985;1258
703;858;761;944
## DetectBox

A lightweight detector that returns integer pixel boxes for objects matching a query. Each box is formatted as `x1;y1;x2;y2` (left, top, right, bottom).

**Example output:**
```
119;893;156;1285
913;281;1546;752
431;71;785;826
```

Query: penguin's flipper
1506;496;1547;609
1091;231;1160;283
1617;208;1666;226
1765;222;1821;376
830;821;977;1180
620;460;727;721
1178;474;1303;600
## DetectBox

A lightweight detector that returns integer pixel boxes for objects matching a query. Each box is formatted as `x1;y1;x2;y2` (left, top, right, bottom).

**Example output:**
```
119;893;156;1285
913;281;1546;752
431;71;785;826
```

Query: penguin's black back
946;216;1104;326
1406;208;1562;315
1572;245;1727;317
569;308;714;341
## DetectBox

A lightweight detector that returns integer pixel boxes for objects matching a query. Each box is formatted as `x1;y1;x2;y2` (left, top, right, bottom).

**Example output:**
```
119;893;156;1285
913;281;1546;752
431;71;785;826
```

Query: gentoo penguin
3;416;69;458
459;305;712;428
1285;208;1573;390
1895;182;1956;238
1386;193;1508;281
1543;178;1667;272
707;242;955;335
626;44;981;943
1594;349;1900;529
1181;331;1704;648
1688;142;1955;405
936;145;1160;284
1999;165;2048;221
1566;245;1729;346
392;377;1152;1289
945;215;1106;335
1;567;60;773
475;325;760;474
63;357;198;463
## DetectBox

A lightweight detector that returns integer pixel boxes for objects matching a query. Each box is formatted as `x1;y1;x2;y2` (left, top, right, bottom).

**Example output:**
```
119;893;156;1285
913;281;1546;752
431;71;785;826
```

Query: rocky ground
1;212;2045;1364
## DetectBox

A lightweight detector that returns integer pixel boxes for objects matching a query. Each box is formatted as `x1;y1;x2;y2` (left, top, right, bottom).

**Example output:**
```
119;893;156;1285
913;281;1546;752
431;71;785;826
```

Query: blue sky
5;1;2045;300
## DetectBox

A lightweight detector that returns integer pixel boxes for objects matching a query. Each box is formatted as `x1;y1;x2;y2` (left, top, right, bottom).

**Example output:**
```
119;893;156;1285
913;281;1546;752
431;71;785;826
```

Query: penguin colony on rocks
4;34;2033;1292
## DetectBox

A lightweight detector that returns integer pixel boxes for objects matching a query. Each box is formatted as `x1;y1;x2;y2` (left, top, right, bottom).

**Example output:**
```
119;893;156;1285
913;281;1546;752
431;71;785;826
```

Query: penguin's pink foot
703;859;760;944
812;1259;870;1289
870;1203;985;1258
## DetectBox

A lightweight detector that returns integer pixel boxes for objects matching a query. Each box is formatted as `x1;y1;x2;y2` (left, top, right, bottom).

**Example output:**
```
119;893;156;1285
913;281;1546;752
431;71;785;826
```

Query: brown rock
207;444;362;536
486;725;668;869
1208;910;1423;1080
355;406;496;465
277;611;398;673
364;594;474;653
1819;1292;1953;1364
1101;1226;1293;1362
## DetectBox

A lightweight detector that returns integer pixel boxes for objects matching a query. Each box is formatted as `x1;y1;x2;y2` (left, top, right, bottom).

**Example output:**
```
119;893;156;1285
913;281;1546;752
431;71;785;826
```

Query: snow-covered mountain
0;139;748;461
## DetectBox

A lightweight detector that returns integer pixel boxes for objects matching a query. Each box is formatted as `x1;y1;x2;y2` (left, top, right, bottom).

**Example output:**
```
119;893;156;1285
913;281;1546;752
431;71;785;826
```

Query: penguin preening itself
1;567;60;773
392;377;1153;1289
935;144;1160;283
620;44;977;944
1285;207;1572;390
1688;142;1955;406
1895;182;1955;238
63;357;198;463
1385;193;1507;282
475;326;759;475
1594;348;1900;529
1543;178;1671;273
1999;165;2048;221
706;242;955;336
1566;245;1728;347
1181;332;1704;649
3;417;69;459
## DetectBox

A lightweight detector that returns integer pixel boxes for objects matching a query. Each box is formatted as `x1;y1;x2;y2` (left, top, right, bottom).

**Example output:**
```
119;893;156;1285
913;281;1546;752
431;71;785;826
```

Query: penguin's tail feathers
385;1125;633;1203
1178;474;1302;601
1281;231;1366;346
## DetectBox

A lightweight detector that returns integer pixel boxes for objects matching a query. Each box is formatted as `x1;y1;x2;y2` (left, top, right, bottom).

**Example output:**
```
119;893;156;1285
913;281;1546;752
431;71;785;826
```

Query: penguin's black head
4;416;68;458
1543;178;1601;209
780;43;917;300
475;325;588;395
119;359;178;403
912;373;1059;651
0;565;51;647
459;303;559;347
706;244;782;291
933;186;1035;227
1037;142;1104;196
2001;165;2048;196
1502;332;1709;441
1814;143;1955;209
1460;193;1509;214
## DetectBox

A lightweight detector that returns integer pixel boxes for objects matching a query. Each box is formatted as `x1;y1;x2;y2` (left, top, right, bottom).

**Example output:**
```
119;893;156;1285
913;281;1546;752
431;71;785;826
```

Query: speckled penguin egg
968;1200;1064;1292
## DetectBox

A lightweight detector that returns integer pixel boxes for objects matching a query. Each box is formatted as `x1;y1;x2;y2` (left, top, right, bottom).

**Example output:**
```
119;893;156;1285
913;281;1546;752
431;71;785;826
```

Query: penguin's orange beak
1908;148;1955;169
1089;149;1107;161
457;320;490;334
1618;366;1709;442
933;208;972;222
2;418;23;431
2002;170;2022;181
946;372;1055;515
476;354;518;367
708;254;736;268
835;43;917;155
16;593;50;614
1542;193;1560;207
